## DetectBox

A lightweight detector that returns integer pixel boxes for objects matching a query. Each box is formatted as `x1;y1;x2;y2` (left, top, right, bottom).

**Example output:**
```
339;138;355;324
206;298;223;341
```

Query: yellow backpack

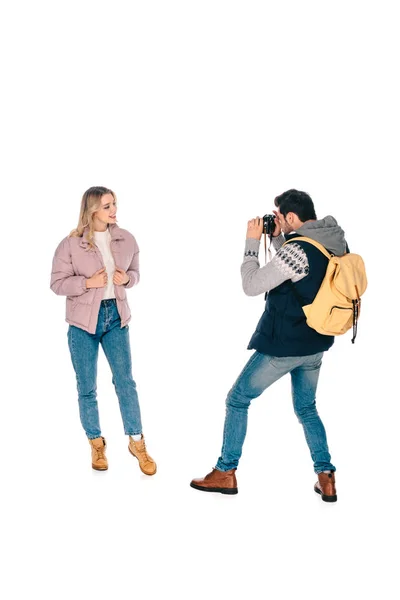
283;237;367;343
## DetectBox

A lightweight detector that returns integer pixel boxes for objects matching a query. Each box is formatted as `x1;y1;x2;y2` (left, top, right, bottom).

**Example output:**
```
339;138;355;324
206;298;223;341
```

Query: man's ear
286;211;294;225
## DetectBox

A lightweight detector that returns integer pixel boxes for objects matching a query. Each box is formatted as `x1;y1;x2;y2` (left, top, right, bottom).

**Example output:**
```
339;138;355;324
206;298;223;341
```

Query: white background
1;1;399;598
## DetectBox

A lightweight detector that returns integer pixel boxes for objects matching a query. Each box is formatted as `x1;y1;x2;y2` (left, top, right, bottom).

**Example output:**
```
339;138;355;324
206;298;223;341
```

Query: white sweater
94;227;116;300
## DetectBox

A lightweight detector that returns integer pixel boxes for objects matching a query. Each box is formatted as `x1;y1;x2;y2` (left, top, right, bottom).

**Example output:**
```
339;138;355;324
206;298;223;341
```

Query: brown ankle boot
89;437;108;471
190;468;238;494
314;471;337;502
128;435;157;475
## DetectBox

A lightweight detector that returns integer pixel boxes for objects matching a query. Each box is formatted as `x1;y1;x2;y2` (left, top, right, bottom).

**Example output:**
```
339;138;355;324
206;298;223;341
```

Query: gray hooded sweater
241;216;347;297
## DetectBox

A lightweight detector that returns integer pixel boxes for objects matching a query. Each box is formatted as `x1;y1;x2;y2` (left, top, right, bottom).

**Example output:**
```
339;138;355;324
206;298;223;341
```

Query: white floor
2;329;398;599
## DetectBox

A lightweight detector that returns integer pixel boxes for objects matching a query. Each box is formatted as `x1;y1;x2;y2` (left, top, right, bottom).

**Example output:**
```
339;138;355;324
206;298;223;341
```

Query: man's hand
272;210;282;237
113;266;129;286
246;217;264;240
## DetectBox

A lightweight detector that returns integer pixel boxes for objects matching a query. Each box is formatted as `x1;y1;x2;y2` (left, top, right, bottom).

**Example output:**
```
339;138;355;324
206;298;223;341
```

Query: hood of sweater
292;215;347;256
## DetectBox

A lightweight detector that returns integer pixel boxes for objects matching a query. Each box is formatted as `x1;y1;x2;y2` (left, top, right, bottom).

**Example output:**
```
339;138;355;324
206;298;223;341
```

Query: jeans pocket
307;352;324;369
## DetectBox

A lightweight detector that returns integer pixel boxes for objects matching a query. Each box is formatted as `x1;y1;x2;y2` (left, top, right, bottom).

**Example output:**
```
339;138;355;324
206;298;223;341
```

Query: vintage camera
263;214;276;236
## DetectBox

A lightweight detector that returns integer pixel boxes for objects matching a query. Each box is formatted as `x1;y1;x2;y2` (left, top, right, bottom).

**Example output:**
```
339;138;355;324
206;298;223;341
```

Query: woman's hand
246;217;264;240
113;267;129;286
86;267;107;288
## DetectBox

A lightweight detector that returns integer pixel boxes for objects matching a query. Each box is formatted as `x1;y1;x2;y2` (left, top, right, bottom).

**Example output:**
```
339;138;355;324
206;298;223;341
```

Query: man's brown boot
89;437;108;471
190;468;238;495
128;435;157;475
314;471;337;502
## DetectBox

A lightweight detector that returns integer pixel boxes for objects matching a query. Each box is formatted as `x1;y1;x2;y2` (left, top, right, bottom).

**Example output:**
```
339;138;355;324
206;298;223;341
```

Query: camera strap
263;233;273;264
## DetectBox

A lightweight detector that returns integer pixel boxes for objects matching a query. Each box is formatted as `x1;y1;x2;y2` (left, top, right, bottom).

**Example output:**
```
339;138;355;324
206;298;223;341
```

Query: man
190;189;348;502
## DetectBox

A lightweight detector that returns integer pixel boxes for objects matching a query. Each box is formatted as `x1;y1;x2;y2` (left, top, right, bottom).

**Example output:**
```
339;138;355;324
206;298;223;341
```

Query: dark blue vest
247;236;334;357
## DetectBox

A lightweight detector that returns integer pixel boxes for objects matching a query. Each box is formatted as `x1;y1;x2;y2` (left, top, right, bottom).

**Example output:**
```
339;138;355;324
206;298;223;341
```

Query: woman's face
93;193;117;227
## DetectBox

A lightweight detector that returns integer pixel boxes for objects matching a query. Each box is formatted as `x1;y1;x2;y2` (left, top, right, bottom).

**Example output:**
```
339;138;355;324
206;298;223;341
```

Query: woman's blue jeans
67;299;142;439
216;351;335;474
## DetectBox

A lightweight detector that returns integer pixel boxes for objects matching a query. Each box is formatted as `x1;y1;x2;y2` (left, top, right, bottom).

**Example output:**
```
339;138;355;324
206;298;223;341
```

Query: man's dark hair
274;189;317;222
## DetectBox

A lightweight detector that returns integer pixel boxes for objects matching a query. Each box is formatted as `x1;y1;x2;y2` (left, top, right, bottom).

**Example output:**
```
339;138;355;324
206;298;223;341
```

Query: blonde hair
69;186;117;250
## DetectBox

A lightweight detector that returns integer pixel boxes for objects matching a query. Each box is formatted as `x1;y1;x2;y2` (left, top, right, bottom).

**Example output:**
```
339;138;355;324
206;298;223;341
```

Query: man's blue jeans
216;351;335;474
67;299;142;439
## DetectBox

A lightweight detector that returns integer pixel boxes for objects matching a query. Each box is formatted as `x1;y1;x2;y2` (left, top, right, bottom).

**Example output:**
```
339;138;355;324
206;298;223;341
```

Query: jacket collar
79;223;124;247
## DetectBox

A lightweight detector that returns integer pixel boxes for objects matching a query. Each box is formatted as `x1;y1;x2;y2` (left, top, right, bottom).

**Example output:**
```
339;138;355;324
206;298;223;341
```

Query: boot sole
92;465;108;471
128;446;157;476
314;486;337;502
190;482;238;495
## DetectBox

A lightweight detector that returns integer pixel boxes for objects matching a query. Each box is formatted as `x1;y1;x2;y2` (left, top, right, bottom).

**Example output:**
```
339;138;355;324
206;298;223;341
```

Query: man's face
275;208;294;234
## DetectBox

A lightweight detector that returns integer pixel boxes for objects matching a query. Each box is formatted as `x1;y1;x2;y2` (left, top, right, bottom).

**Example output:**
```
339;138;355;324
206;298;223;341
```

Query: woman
50;186;156;475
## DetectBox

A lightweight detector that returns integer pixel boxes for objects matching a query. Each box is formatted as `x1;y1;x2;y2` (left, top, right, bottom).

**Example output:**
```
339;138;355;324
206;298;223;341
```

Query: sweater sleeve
271;233;285;251
241;238;310;296
50;238;89;297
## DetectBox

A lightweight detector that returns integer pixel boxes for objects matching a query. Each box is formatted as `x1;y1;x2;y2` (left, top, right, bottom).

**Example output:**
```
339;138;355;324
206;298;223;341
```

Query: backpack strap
283;236;333;309
282;236;334;260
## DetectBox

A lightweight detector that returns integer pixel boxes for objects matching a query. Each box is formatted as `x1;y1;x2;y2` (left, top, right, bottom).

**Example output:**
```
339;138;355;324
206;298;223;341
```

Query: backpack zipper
329;305;353;314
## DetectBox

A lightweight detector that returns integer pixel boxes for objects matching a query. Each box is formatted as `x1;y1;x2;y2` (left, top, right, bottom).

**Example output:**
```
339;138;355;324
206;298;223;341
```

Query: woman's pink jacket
50;224;139;333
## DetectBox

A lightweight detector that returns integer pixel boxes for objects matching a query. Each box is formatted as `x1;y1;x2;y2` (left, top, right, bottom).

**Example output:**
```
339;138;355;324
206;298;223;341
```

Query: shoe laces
94;445;106;461
135;438;149;462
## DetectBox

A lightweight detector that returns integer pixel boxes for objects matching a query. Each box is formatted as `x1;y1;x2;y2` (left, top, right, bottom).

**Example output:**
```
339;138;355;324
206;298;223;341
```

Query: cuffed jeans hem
315;466;336;474
87;434;102;440
126;431;142;436
215;461;237;472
